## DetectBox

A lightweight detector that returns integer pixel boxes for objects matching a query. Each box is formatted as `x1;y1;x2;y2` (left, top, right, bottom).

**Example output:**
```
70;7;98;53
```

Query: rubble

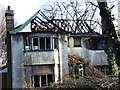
52;64;120;89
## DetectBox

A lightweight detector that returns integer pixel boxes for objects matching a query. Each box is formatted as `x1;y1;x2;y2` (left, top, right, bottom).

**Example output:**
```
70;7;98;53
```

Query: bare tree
0;7;7;70
97;0;120;77
41;1;102;33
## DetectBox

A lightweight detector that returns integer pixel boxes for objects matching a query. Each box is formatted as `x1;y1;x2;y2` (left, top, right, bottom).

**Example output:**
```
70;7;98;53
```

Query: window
97;66;110;75
34;75;40;87
24;36;58;51
33;74;54;87
40;37;45;49
74;37;81;47
97;40;106;50
68;37;70;47
46;37;51;49
32;37;39;50
25;37;30;50
32;37;51;50
53;38;58;49
90;39;107;50
41;75;46;86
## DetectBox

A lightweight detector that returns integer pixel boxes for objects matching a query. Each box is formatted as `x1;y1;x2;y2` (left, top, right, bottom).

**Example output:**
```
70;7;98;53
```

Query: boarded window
74;37;81;47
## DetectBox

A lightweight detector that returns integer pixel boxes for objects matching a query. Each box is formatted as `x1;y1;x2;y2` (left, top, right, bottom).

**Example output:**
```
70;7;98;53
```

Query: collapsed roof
9;10;100;35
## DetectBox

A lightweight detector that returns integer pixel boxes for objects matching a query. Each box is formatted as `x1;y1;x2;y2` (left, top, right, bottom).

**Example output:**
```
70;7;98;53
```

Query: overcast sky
0;0;83;25
0;0;119;26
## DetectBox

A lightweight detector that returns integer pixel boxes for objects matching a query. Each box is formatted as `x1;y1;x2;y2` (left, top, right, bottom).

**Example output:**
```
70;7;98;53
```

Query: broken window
40;37;45;49
33;74;54;87
32;37;51;50
54;38;58;49
97;66;110;75
25;36;58;51
46;37;51;49
41;75;46;86
74;37;81;47
97;40;107;50
32;37;39;50
90;38;107;50
25;37;30;50
34;75;40;87
68;37;70;47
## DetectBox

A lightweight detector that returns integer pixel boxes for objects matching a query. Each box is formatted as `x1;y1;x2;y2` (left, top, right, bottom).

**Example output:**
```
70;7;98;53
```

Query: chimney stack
5;6;14;31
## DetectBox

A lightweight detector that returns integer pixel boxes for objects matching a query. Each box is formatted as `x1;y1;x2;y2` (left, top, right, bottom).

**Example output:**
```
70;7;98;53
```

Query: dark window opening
34;75;40;87
46;37;51;49
33;37;39;50
40;38;45;49
33;38;39;46
68;37;70;47
33;74;54;87
48;74;53;86
54;38;58;49
97;66;110;75
74;37;81;47
90;39;107;50
41;75;46;86
75;68;79;79
25;37;30;50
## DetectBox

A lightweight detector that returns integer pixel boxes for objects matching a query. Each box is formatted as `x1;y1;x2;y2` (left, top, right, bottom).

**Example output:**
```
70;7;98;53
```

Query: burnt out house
6;7;69;88
5;6;114;89
68;33;110;75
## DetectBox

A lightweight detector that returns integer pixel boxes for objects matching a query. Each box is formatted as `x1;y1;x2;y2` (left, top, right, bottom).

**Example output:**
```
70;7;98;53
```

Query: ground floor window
97;66;110;75
33;74;54;87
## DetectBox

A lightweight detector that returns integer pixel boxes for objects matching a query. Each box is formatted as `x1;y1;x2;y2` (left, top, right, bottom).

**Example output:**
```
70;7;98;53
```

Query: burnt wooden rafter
31;10;96;34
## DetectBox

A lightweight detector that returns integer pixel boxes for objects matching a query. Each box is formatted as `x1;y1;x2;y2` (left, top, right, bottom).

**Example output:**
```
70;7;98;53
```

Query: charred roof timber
30;10;97;34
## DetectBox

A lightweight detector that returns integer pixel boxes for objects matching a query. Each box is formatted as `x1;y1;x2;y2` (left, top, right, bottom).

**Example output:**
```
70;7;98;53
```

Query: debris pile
52;64;119;89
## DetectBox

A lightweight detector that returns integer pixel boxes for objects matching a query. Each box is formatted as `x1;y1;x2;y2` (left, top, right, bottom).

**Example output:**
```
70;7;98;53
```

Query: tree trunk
97;0;120;80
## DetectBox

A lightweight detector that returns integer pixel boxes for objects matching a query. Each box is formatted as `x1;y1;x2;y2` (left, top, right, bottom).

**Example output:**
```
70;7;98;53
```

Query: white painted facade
68;36;109;66
8;30;69;88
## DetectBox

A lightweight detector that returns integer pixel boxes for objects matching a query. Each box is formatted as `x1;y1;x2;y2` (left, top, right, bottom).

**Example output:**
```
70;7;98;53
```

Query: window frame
32;37;40;50
53;37;58;49
24;36;58;51
33;74;54;88
24;36;30;50
74;37;81;47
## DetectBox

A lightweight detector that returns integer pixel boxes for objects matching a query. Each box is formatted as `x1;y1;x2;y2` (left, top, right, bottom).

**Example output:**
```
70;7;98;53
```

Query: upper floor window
24;36;58;51
53;38;58;49
90;39;107;50
74;37;81;47
33;37;40;50
25;37;30;50
32;37;51;50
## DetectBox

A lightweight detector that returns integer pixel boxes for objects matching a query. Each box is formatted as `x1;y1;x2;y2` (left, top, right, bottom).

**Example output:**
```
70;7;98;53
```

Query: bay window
24;36;58;51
